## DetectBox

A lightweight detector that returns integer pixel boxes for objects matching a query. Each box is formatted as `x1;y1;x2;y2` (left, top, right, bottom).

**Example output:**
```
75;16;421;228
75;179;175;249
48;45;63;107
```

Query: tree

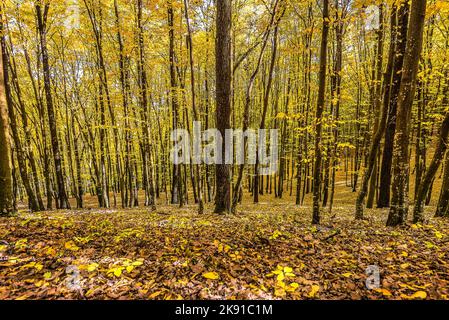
136;0;155;209
423;71;449;219
1;14;43;212
377;1;410;208
413;109;449;222
0;17;14;215
387;0;427;227
355;4;387;219
168;0;183;206
184;0;204;214
231;0;281;213
36;1;70;209
214;0;232;214
312;0;330;225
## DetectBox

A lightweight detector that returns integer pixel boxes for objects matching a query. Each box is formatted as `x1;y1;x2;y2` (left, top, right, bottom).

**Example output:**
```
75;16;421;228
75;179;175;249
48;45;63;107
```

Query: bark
378;1;409;208
0;18;41;212
355;4;384;219
254;10;282;204
168;0;183;206
413;111;449;222
436;148;449;217
387;0;427;227
184;0;204;214
214;0;232;214
137;0;155;209
36;2;70;209
312;0;330;225
0;18;14;216
329;0;345;213
231;0;280;213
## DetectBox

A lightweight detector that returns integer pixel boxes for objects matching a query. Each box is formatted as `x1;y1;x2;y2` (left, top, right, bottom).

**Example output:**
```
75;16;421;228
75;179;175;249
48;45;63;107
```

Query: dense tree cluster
0;0;448;227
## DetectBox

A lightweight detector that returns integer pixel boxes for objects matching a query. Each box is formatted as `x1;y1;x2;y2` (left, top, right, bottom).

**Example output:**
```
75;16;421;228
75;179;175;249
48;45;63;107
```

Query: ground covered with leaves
1;199;448;300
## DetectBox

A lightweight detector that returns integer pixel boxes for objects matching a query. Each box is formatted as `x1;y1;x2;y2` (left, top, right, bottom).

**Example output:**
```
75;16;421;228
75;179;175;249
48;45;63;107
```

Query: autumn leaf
374;288;392;297
64;240;80;252
87;263;99;272
308;285;320;298
202;272;219;280
401;291;427;300
435;231;443;239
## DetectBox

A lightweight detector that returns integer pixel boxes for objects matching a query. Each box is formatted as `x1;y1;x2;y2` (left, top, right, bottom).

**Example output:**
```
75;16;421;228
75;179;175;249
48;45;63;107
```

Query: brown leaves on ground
0;202;448;300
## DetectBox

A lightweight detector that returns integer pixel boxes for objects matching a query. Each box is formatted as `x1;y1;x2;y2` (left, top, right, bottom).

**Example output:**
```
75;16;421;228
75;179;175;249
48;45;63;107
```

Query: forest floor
1;192;449;300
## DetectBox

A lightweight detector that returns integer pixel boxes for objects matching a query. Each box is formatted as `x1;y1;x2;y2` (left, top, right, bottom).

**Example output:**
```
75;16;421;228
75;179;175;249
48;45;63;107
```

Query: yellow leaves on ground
425;241;435;249
148;291;163;299
375;288;428;299
308;285;320;298
64;240;80;251
268;265;298;297
21;261;43;272
374;288;392;297
1;207;448;300
87;263;99;272
213;240;242;261
14;239;28;251
202;272;219;280
434;231;444;239
269;230;283;240
218;243;231;253
213;240;231;254
400;291;427;300
108;266;124;278
45;246;57;257
107;259;144;277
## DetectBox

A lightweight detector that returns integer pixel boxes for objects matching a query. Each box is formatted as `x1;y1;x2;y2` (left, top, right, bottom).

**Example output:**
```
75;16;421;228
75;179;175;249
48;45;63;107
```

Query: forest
0;0;448;300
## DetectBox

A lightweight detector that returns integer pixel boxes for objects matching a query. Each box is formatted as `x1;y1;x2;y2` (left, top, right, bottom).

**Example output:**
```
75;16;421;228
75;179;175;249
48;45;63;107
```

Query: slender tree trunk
387;0;427;227
436;148;449;218
413;111;449;222
214;0;232;214
378;1;409;208
168;0;183;207
355;4;384;218
0;19;15;215
137;0;155;209
329;1;344;213
254;15;281;204
1;19;41;212
36;2;70;209
184;0;204;214
312;0;330;225
417;71;449;219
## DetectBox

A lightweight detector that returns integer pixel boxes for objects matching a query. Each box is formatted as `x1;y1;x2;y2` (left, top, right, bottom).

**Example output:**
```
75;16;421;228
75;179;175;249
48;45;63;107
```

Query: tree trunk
413;111;449;222
312;0;330;225
387;0;427;227
214;0;232;214
168;0;183;207
378;1;410;208
355;4;384;219
36;2;70;209
0;23;15;215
